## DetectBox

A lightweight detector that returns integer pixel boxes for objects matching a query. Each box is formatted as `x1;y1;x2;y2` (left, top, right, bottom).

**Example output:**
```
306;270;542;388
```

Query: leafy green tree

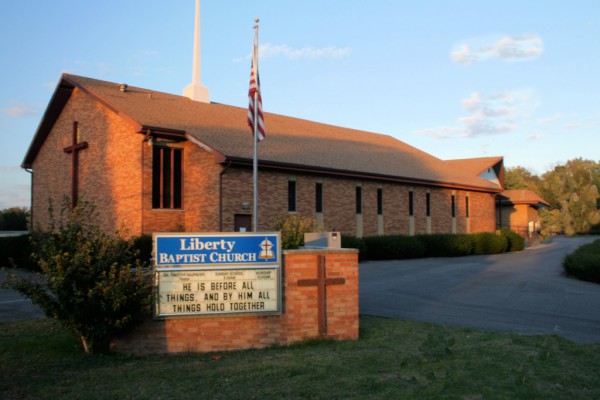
504;166;541;193
0;207;29;230
539;159;600;235
3;198;151;353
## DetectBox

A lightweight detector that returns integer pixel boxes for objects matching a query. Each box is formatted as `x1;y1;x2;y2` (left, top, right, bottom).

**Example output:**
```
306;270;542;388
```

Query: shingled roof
23;74;503;192
498;190;550;207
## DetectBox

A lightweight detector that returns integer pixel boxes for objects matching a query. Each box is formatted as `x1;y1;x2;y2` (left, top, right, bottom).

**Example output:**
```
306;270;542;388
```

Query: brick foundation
112;249;359;355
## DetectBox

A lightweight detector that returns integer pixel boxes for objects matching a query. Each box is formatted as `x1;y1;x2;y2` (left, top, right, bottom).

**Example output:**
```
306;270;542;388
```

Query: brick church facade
22;74;504;237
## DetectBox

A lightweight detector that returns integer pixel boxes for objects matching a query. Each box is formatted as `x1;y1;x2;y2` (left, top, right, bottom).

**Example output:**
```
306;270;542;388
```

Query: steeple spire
183;0;210;103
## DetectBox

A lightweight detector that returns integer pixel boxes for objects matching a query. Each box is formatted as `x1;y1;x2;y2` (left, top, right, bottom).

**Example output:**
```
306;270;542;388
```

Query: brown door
234;214;252;232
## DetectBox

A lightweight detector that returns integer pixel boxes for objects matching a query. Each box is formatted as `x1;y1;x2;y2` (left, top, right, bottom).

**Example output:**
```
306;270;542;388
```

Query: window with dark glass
355;186;362;214
426;193;431;217
409;191;414;216
451;195;456;217
152;145;182;209
315;182;323;213
288;180;297;212
466;197;470;218
377;188;383;215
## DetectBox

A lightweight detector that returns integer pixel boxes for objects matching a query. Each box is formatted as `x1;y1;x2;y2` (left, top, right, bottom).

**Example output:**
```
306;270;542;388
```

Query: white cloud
526;133;544;141
539;114;561;124
3;102;37;117
414;90;537;139
451;34;543;65
259;43;351;59
237;43;351;62
413;126;462;139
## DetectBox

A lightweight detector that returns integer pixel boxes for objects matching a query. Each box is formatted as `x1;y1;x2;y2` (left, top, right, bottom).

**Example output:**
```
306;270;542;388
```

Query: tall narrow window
377;188;383;215
315;182;323;213
466;197;470;218
426;192;431;217
152;145;182;209
451;195;456;217
409;191;414;216
288;180;297;212
355;186;362;214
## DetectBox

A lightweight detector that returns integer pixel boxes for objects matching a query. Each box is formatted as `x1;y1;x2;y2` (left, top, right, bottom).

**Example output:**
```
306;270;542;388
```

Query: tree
0;207;29;230
539;159;600;235
3;198;151;353
504;166;541;193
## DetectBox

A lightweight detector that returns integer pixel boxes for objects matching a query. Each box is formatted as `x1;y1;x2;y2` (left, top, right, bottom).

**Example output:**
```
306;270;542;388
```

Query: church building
22;73;504;238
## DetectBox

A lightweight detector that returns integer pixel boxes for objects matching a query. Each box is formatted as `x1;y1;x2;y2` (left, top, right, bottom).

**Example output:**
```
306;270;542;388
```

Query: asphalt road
360;236;600;343
0;269;44;322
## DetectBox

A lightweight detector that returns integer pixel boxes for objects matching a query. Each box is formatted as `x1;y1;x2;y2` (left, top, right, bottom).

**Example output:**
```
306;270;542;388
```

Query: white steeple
183;0;210;103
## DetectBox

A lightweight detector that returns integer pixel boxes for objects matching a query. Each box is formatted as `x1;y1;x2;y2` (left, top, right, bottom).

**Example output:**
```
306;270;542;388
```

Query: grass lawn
1;317;599;399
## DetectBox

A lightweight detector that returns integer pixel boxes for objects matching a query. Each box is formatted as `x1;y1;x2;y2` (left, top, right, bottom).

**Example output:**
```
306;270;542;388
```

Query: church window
451;195;456;217
409;191;414;216
426;192;431;217
466;196;470;218
377;188;383;215
355;186;362;214
152;145;182;209
288;180;297;212
315;182;323;213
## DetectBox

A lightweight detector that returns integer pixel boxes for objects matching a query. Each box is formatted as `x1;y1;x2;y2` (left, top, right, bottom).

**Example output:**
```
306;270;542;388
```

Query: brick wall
31;88;143;235
219;167;498;236
112;249;359;354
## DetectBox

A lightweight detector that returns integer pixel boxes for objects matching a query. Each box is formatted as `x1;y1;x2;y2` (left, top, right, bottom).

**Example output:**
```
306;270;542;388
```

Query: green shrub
472;232;508;255
274;215;318;250
132;234;153;264
2;199;151;353
563;239;600;283
0;234;38;271
362;235;425;260
419;234;474;257
341;235;368;261
500;229;525;252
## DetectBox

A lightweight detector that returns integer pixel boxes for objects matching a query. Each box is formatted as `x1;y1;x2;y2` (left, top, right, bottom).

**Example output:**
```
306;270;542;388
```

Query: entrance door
234;214;252;232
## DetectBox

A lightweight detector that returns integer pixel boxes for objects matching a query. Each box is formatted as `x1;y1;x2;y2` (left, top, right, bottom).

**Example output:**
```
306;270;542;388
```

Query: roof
23;74;504;192
443;157;504;177
498;190;550;207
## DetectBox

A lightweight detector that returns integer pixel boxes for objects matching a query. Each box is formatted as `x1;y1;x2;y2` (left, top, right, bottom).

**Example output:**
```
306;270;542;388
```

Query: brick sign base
112;249;359;354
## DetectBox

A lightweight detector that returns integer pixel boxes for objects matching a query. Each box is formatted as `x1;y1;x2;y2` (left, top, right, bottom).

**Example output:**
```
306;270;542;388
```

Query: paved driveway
360;236;600;343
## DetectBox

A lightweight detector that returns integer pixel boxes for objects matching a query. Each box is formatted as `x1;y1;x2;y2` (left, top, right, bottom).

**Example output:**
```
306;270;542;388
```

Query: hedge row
563;239;600;284
0;233;154;272
341;229;525;261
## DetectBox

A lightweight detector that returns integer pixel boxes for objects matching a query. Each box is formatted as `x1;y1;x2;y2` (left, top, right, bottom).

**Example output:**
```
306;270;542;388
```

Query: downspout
24;168;33;230
141;129;153;235
219;159;232;232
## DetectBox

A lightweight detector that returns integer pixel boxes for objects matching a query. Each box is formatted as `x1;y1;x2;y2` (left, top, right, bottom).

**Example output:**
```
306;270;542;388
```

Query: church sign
153;232;281;318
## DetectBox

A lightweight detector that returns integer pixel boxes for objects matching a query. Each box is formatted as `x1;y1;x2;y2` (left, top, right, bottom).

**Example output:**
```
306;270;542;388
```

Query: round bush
501;229;525;252
563;239;600;283
472;232;508;255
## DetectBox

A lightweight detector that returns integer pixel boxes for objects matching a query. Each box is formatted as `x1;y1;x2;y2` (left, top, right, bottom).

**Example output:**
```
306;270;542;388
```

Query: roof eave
225;156;503;193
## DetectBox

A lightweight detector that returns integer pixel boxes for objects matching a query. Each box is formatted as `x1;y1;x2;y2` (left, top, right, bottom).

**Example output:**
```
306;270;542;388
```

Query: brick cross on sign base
63;121;88;209
297;254;346;337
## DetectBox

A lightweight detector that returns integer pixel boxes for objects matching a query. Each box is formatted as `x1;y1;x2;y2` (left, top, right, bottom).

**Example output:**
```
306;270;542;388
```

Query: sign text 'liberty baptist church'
153;232;281;318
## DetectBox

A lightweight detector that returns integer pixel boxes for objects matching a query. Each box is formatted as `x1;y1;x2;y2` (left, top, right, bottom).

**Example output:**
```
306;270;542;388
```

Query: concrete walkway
360;236;600;343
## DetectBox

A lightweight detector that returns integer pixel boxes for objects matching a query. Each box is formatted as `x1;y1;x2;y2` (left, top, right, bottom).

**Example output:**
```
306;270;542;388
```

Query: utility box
304;232;341;248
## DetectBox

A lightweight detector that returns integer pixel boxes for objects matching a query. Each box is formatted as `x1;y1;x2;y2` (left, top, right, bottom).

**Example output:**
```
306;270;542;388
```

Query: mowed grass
1;317;599;399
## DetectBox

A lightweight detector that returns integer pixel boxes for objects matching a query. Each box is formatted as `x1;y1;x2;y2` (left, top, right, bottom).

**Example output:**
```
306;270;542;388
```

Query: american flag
247;38;265;141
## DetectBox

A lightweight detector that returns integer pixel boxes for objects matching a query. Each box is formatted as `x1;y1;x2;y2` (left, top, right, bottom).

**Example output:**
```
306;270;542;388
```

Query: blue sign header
154;232;280;267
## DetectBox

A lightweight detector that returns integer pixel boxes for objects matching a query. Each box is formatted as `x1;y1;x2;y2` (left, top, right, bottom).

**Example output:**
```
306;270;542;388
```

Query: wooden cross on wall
297;254;346;337
63;121;88;209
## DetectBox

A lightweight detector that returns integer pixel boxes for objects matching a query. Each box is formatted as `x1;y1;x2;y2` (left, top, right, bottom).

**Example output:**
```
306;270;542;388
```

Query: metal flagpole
252;19;259;232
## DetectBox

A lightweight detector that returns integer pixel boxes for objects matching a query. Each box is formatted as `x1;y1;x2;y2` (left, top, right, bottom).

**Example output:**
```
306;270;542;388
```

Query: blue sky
1;0;599;209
